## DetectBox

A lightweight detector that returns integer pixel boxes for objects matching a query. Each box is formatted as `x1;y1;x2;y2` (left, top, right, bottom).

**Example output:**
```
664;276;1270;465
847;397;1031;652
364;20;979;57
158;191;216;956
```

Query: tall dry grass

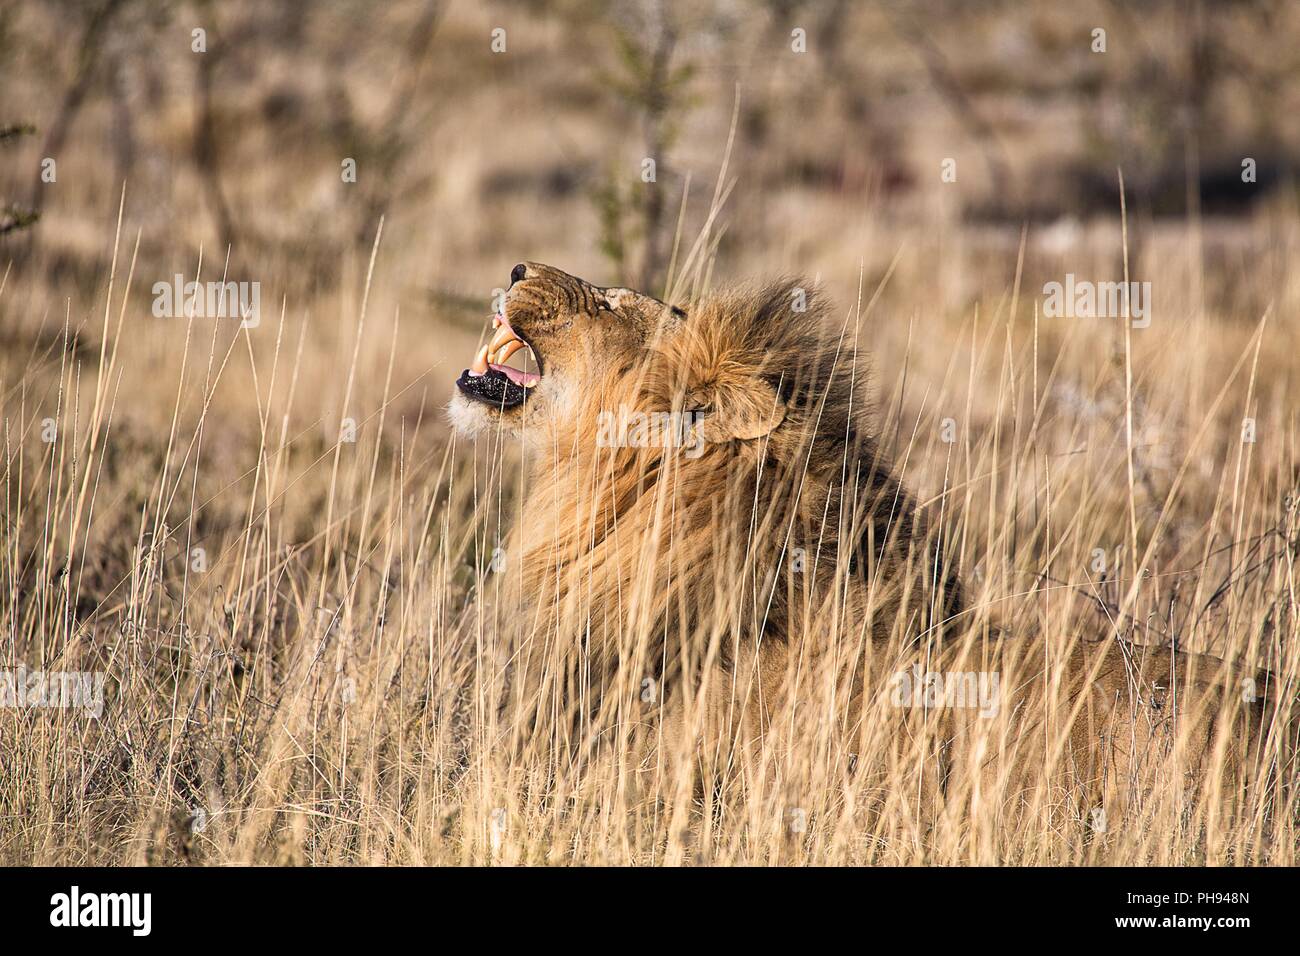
1;170;1297;864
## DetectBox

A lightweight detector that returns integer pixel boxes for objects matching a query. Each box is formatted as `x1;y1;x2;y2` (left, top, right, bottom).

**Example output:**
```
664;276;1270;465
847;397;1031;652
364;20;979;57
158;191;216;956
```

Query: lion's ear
689;376;786;443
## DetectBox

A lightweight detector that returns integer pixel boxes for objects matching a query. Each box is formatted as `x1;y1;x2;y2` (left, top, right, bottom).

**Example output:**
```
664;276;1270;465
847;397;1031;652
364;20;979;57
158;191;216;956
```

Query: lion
448;261;1293;839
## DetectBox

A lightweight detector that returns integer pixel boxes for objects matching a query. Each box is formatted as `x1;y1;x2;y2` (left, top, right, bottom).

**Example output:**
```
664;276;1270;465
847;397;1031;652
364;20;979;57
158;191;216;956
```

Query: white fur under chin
446;391;560;455
446;393;544;452
446;394;495;437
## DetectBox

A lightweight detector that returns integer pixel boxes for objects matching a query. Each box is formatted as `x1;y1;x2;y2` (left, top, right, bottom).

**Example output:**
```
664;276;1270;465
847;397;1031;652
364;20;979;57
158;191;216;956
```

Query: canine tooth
489;326;519;354
496;339;525;364
470;345;489;375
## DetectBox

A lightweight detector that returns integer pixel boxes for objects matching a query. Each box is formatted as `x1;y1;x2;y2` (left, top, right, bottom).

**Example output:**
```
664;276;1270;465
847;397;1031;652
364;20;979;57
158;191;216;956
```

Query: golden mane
506;279;963;722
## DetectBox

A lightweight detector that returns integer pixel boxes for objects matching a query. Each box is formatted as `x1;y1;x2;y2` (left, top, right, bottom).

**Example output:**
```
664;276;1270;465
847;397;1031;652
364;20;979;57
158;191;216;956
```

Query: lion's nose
510;263;527;285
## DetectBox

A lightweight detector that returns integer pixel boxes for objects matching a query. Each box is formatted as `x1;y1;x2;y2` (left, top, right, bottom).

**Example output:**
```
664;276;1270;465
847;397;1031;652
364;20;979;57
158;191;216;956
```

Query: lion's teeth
470;345;489;375
496;339;525;364
475;320;536;381
489;326;519;354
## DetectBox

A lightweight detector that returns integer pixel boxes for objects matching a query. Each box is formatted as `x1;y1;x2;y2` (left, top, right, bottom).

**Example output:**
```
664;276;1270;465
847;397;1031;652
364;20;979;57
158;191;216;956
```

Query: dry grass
1;0;1298;866
1;189;1297;865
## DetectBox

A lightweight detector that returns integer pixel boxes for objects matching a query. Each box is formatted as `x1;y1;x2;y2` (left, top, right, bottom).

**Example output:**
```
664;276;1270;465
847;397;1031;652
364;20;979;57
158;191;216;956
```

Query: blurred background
5;0;1300;320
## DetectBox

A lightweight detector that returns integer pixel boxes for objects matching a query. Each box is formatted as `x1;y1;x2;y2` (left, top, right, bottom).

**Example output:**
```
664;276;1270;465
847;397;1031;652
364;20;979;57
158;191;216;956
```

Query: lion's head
449;262;688;441
449;262;809;455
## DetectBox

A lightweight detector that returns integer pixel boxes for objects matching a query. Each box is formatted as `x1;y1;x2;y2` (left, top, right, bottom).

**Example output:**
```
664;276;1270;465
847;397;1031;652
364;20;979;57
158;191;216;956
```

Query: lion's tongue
489;363;540;387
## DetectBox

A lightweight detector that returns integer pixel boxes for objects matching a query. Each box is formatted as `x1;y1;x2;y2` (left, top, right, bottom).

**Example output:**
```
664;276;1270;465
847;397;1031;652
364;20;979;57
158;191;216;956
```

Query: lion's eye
596;300;614;315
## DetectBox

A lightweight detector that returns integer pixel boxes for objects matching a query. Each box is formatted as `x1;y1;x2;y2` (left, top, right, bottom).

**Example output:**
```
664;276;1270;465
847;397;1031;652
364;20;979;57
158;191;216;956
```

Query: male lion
449;262;1292;839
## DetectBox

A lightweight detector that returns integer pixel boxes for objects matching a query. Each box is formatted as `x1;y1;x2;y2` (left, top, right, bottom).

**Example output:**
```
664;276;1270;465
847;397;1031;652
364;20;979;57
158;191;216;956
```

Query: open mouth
455;312;543;409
